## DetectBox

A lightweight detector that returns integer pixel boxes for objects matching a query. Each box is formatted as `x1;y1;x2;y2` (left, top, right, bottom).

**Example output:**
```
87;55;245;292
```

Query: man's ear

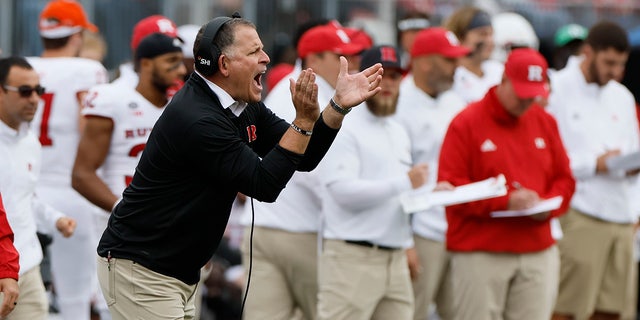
218;54;230;77
139;58;153;73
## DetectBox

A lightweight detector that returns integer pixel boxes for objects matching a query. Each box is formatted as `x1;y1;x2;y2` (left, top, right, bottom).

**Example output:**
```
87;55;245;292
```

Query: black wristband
330;97;351;115
290;122;313;136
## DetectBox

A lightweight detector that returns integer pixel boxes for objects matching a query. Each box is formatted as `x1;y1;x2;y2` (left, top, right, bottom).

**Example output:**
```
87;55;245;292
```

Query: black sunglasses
3;85;46;98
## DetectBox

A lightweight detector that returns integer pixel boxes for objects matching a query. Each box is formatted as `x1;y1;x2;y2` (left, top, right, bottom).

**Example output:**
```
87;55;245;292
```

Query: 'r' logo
336;29;351;44
156;19;176;33
247;125;257;143
528;65;543;82
380;47;398;63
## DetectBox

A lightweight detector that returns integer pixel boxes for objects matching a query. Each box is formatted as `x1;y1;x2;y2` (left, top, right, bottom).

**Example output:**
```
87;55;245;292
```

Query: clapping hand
289;68;320;128
332;56;383;109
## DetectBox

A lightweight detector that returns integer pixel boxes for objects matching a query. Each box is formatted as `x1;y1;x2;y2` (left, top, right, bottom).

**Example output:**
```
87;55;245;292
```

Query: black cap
359;45;402;72
135;33;183;61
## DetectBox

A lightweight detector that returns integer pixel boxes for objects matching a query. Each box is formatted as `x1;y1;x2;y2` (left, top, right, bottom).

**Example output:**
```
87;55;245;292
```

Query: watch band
330;97;351;115
290;122;313;136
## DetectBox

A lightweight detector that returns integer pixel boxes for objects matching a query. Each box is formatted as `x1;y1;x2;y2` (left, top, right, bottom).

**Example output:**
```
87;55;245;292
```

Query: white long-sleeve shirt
0;121;64;275
319;106;414;248
548;56;640;223
239;62;328;233
394;74;467;242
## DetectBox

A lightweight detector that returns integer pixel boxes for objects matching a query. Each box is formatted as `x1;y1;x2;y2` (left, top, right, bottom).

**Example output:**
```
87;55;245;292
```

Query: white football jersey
82;83;165;195
27;57;108;187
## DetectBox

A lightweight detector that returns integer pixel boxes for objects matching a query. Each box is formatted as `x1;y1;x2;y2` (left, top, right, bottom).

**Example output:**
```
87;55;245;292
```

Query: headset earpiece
195;15;237;76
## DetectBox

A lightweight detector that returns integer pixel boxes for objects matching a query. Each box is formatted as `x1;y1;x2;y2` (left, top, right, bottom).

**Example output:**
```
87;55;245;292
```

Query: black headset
195;12;242;76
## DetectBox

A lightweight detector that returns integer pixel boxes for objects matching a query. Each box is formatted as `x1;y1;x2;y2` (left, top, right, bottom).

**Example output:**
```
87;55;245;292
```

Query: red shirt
0;194;19;280
438;87;575;253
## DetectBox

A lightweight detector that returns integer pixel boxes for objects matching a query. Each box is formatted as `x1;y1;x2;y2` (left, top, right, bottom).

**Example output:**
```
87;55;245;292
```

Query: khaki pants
555;208;635;319
2;266;48;320
412;236;454;320
449;246;559;320
241;227;318;320
97;256;198;320
317;239;414;320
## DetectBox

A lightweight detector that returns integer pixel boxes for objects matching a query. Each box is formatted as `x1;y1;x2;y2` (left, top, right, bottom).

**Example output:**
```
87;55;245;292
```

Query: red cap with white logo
504;48;549;99
297;24;364;59
131;15;178;51
410;27;470;58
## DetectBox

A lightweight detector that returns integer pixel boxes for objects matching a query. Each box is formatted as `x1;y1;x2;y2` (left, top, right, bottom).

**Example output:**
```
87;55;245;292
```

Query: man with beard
72;33;186;219
112;15;180;89
393;27;470;320
548;21;640;320
317;45;428;320
240;22;365;320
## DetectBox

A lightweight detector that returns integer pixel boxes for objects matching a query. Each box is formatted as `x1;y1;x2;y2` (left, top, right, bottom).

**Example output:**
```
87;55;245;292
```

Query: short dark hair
192;18;255;64
0;56;34;86
585;21;629;53
41;36;72;50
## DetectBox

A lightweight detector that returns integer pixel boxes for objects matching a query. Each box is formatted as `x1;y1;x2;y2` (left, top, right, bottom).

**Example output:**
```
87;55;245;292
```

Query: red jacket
438;87;575;253
0;194;19;280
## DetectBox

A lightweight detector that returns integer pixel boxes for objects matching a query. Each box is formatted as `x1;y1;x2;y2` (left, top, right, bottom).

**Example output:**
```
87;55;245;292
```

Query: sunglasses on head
3;85;46;98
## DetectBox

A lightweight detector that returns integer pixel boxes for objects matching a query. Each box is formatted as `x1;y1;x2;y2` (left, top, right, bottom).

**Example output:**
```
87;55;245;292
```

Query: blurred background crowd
2;0;640;78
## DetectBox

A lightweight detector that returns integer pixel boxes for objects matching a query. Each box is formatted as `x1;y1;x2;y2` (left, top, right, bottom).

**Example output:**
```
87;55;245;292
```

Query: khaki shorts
554;208;635;319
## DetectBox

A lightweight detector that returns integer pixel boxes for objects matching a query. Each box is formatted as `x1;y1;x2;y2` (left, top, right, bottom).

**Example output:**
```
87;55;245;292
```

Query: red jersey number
39;93;55;146
125;143;146;186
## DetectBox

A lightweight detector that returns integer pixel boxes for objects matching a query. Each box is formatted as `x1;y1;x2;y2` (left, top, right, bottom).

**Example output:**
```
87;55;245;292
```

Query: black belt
344;240;398;251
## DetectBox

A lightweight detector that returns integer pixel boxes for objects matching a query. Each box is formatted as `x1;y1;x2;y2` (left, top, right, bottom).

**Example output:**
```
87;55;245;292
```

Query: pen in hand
508;181;540;210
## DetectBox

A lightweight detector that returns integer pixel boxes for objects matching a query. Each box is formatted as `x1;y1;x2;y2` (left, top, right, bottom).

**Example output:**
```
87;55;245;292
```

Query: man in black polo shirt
96;15;383;320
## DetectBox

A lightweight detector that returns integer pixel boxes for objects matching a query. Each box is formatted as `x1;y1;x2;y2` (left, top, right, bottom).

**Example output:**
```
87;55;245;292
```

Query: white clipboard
400;174;507;214
490;196;563;218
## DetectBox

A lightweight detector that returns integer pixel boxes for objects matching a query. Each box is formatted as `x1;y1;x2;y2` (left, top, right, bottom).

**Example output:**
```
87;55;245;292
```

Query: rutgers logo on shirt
534;137;546;149
246;125;257;143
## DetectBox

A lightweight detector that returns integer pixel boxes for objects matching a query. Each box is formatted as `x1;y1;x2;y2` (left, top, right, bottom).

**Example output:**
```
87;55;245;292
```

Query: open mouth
254;71;265;89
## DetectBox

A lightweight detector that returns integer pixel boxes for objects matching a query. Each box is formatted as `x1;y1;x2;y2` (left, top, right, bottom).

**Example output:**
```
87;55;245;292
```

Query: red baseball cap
504;48;549;99
410;27;471;58
131;15;178;51
39;0;98;39
297;25;364;59
345;28;373;51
